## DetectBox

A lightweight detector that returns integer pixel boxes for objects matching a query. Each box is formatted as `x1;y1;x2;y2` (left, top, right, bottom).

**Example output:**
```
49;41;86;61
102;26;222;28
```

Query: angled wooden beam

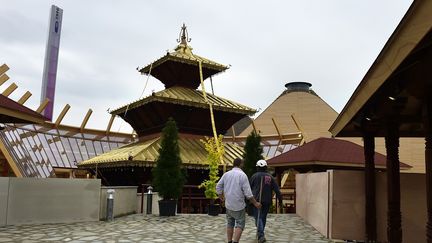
272;117;283;157
252;120;257;134
272;117;283;139
2;82;18;97
106;114;115;134
291;113;306;144
17;91;32;105
54;104;71;127
0;74;9;86
80;109;93;132
36;98;50;113
0;64;9;76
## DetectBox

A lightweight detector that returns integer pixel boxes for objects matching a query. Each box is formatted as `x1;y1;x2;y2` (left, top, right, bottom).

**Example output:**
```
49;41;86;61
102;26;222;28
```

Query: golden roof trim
77;136;244;168
111;86;256;115
139;51;228;74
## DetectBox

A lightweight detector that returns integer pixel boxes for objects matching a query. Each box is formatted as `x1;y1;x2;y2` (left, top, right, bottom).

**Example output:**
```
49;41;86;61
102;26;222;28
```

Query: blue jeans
254;203;270;239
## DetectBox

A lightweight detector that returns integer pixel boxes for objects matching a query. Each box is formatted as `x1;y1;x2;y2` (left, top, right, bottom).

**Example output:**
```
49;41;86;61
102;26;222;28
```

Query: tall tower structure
40;5;63;120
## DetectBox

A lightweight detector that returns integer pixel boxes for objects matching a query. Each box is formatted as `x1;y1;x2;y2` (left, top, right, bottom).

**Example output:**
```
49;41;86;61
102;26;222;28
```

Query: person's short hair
233;158;243;167
257;166;267;172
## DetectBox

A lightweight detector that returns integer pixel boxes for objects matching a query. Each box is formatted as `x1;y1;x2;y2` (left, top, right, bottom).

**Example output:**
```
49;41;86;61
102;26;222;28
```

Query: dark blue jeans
253;203;270;239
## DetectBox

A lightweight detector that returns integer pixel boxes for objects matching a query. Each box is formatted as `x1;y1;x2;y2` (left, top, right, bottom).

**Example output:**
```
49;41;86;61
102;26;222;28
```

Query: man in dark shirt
250;159;283;243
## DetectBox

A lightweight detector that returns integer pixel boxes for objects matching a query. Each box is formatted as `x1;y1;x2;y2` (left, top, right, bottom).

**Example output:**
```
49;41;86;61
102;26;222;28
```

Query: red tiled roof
0;95;47;123
268;137;411;169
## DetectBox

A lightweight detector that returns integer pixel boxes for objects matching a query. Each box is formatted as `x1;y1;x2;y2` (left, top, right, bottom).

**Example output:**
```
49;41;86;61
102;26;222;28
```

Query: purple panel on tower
41;5;63;121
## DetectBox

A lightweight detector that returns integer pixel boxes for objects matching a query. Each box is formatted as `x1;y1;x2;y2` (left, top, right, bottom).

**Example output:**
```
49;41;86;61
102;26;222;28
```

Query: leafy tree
243;130;264;178
152;118;185;200
199;135;225;201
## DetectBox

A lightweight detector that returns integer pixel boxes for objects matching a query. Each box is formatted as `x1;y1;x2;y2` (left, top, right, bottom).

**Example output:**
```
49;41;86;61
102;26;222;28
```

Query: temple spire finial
177;23;191;45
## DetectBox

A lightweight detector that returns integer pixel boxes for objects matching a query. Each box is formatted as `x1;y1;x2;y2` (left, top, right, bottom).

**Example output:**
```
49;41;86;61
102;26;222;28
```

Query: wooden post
425;100;432;243
385;121;402;243
363;133;377;242
275;167;282;214
188;187;192;214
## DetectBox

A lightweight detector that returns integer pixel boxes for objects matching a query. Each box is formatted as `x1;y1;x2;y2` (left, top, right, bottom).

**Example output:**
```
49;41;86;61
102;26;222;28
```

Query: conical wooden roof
240;82;338;142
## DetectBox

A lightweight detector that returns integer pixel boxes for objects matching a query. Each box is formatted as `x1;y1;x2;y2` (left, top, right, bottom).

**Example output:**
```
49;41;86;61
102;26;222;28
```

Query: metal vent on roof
284;82;312;92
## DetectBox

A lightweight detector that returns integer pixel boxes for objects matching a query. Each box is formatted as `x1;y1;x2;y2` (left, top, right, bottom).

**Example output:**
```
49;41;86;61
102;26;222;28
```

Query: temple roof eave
77;136;244;169
138;51;229;75
110;87;256;116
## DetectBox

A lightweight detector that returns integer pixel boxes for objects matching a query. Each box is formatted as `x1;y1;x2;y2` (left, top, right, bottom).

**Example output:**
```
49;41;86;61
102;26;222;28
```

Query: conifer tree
243;130;264;178
152;118;185;200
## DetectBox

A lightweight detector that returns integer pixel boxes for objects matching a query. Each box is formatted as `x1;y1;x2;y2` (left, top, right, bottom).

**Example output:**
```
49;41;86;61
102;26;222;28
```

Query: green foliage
199;135;225;200
152;118;185;200
243;130;264;178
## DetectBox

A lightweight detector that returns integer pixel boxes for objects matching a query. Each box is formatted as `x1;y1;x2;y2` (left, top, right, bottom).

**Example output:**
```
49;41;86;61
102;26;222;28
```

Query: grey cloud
0;0;413;132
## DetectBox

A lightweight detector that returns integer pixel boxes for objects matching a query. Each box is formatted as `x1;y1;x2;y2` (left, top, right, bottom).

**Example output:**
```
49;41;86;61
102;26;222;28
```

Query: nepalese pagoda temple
77;25;256;188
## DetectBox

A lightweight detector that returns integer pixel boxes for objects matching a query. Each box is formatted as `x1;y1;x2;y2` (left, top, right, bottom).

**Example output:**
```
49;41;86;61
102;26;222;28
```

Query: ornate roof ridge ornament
175;23;193;55
138;24;228;89
177;23;191;45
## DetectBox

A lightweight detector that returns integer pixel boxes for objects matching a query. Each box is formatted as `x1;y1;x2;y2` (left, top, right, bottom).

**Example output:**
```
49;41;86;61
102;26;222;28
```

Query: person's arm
271;175;283;204
247;195;261;209
216;174;225;199
242;174;261;209
249;174;256;199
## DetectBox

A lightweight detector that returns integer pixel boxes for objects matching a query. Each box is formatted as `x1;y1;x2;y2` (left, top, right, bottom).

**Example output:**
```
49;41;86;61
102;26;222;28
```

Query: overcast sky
0;1;412;133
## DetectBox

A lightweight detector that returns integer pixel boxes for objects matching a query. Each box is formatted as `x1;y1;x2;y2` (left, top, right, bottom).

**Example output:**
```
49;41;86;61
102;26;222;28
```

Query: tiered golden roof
79;136;244;168
111;86;255;116
138;24;228;89
78;24;254;169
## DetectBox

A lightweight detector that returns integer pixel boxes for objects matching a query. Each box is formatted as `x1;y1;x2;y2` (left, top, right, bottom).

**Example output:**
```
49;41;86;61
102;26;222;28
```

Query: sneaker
258;236;266;243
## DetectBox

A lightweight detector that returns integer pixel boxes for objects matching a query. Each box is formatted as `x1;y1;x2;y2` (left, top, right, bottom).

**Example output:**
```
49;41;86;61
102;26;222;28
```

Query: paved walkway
0;214;334;243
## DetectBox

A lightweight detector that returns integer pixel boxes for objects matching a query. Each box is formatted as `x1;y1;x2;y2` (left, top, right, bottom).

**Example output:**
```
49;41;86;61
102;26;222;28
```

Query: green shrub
152;118;185;200
199;135;224;201
243;130;264;178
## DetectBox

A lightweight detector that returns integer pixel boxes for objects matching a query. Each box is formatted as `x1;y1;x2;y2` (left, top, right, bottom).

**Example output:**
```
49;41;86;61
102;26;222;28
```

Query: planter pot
208;204;220;216
158;199;177;216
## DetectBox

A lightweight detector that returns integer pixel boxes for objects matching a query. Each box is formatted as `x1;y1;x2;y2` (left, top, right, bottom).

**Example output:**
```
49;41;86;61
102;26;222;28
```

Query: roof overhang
139;45;228;89
269;160;410;170
110;87;256;137
78;135;244;169
0;96;48;124
330;0;432;137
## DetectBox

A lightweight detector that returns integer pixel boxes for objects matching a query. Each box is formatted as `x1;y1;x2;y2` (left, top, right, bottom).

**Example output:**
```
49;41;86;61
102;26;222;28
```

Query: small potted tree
243;130;264;215
199;135;224;216
152;118;185;216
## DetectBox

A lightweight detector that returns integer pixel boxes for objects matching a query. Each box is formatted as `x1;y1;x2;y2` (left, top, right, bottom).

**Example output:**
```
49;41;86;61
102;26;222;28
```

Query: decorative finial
177;23;191;44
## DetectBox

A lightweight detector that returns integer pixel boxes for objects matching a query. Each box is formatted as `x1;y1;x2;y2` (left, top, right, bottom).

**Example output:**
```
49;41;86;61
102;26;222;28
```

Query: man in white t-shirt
216;158;261;243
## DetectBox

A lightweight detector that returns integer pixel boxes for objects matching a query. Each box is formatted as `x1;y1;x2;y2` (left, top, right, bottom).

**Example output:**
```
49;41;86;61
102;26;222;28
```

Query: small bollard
106;189;115;221
146;186;153;215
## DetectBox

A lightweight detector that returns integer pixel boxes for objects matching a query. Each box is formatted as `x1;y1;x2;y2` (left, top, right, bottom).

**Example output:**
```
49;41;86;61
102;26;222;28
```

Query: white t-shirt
216;167;253;211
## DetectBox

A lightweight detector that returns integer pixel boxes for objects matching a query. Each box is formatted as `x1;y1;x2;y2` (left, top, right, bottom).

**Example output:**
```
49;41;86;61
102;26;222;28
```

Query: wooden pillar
385;121;402;243
425;100;432;242
275;167;282;214
275;167;282;187
363;133;377;242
